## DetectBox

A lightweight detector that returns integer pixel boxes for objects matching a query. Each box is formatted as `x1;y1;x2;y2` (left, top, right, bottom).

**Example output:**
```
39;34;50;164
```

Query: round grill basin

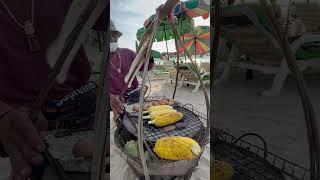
121;103;205;143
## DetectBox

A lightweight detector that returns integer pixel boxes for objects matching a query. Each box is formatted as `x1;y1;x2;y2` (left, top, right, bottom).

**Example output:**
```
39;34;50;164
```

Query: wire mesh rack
213;129;311;180
121;103;205;143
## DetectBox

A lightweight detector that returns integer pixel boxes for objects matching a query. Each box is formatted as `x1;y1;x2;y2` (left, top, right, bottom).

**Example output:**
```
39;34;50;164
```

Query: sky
110;0;210;53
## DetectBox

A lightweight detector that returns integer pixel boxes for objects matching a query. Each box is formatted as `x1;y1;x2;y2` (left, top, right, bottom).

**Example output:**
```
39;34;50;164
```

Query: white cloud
110;0;210;53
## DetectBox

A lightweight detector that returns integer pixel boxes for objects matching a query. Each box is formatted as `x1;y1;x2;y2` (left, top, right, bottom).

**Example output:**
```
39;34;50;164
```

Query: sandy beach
213;74;320;171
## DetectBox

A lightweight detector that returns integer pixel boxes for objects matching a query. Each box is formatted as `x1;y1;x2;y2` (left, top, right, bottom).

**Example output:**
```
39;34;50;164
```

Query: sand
213;74;320;173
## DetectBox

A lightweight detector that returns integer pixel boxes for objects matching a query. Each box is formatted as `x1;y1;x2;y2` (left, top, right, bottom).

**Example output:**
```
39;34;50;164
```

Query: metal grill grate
122;103;205;143
213;129;310;180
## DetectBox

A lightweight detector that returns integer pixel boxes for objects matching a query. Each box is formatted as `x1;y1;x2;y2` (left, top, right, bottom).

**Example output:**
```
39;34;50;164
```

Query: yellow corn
143;109;177;120
154;136;202;160
148;112;183;127
211;160;234;180
144;105;173;114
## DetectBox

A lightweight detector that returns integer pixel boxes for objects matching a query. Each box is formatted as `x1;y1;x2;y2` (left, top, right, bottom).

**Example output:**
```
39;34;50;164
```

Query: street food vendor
109;20;154;118
0;1;106;179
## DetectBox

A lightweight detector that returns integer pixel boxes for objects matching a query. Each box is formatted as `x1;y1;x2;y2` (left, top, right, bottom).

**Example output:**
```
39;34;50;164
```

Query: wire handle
182;103;195;111
232;133;268;160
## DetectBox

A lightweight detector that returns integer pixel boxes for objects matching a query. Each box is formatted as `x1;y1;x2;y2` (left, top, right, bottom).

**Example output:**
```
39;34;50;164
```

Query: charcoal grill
115;96;208;178
213;129;311;180
121;101;205;143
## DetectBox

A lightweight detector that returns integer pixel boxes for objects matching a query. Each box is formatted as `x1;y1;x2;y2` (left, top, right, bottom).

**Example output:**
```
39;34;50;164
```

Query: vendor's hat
110;20;122;37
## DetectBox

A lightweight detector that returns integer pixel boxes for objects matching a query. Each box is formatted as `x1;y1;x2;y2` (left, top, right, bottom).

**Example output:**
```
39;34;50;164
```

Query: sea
154;54;210;65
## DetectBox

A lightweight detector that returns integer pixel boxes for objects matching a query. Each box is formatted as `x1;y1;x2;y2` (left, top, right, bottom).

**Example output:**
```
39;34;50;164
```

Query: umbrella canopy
151;50;161;58
178;26;210;55
174;0;210;19
136;13;194;42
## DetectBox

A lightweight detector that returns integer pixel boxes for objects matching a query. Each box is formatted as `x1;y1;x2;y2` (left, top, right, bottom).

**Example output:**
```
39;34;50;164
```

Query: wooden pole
125;0;180;92
172;27;181;99
260;0;320;179
90;23;109;180
136;11;161;180
211;0;222;136
137;0;180;52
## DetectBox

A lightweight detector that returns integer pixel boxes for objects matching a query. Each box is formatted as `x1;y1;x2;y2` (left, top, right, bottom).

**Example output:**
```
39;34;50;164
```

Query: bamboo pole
125;0;180;90
259;0;320;179
211;0;222;135
136;11;161;180
285;0;292;36
90;26;108;180
172;27;181;99
137;0;180;52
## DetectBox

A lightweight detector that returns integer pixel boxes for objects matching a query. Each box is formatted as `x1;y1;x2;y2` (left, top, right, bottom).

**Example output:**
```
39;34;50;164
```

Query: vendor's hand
0;110;45;180
110;95;125;119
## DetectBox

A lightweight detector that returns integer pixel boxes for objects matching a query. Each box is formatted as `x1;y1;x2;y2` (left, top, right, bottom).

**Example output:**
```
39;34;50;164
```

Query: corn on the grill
148;112;183;127
153;136;201;160
143;109;177;120
211;160;234;180
143;105;173;114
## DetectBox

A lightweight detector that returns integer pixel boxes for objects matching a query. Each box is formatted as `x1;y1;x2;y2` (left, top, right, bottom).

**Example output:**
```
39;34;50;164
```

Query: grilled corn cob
143;109;177;120
211;160;234;180
143;105;173;114
148;112;183;127
154;136;201;160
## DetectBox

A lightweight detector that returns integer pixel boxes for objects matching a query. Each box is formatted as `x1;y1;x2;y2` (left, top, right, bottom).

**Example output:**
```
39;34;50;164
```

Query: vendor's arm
0;100;46;179
110;94;125;119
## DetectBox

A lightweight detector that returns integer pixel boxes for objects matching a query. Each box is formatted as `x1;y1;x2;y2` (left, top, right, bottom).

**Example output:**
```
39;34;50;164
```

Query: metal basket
213;129;311;180
114;127;201;178
114;96;208;178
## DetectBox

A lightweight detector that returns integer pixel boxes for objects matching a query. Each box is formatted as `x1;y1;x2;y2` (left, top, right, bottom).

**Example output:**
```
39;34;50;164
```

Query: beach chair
294;2;320;35
177;63;210;92
163;60;181;83
215;3;320;96
199;62;210;73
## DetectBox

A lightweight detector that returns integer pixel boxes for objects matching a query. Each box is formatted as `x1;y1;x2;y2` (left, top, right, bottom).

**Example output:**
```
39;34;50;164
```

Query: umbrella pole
172;34;180;99
184;36;187;62
179;11;187;62
164;26;169;61
194;38;197;63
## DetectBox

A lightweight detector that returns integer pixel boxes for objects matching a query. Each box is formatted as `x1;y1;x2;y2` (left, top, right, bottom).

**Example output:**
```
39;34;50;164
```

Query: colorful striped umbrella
142;0;209;29
178;26;210;56
173;0;210;19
